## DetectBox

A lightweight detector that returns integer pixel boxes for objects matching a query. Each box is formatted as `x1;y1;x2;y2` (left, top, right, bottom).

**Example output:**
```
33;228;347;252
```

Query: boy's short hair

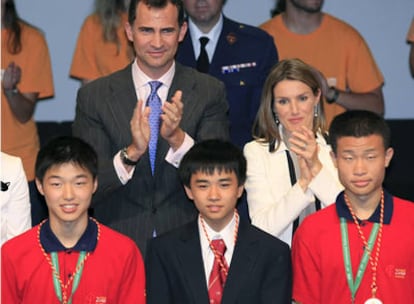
329;110;391;154
35;136;98;182
178;139;246;187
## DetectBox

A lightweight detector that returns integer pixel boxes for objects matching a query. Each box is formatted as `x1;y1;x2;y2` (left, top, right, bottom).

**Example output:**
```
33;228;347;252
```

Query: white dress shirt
198;212;237;287
188;14;223;61
114;59;194;184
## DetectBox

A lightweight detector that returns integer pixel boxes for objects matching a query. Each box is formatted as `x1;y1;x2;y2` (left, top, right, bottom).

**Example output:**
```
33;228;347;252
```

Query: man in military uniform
177;0;278;148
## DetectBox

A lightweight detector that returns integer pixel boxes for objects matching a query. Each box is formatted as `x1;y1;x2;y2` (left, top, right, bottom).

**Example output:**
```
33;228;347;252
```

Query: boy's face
36;162;97;227
184;169;243;232
331;134;393;202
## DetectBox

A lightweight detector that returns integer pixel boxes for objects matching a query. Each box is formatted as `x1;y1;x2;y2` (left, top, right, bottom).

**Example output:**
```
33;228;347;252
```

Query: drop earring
314;105;318;118
273;111;279;125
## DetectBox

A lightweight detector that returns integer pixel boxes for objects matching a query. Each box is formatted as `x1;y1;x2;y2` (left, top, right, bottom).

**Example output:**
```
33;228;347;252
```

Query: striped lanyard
50;251;87;304
340;218;380;302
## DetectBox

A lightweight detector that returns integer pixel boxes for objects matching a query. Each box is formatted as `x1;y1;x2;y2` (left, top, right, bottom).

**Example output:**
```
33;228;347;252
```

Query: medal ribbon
200;210;239;280
51;251;87;304
340;218;380;302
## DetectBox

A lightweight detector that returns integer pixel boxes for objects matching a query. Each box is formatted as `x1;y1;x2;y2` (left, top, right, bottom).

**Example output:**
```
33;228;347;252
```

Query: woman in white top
1;152;31;245
244;59;343;246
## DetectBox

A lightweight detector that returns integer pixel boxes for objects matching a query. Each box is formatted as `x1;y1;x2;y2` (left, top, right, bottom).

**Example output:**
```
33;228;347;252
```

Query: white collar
188;14;223;58
131;58;175;89
198;211;237;254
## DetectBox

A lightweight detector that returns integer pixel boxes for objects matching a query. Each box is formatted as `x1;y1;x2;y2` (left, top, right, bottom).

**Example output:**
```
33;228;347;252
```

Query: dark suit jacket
146;219;292;304
176;16;278;147
72;63;229;255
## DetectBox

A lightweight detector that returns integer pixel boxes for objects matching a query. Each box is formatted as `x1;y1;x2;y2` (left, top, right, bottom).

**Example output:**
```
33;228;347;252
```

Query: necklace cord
37;218;100;304
344;191;384;299
200;210;239;279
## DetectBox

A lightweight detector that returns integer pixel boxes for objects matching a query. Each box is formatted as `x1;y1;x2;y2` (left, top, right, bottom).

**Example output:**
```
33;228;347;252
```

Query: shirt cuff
114;151;135;185
165;133;194;168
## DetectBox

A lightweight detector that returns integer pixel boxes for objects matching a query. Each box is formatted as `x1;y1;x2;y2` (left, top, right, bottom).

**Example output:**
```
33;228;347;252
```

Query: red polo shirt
2;218;146;303
292;191;414;304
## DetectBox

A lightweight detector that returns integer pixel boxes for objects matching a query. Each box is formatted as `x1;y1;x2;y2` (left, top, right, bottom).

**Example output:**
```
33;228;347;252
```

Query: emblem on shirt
1;181;10;191
221;62;257;74
393;268;407;279
385;265;407;280
226;32;237;45
94;296;107;303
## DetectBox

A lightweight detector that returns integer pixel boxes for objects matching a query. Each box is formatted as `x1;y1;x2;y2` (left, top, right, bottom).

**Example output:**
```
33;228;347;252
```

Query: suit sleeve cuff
165;133;194;168
114;151;135;185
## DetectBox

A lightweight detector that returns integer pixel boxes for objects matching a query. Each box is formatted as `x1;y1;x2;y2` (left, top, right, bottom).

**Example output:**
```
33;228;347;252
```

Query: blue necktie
147;81;162;175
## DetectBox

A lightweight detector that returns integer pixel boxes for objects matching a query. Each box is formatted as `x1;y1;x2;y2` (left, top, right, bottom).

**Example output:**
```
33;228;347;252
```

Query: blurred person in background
407;17;414;77
70;0;135;85
1;0;54;225
262;0;384;126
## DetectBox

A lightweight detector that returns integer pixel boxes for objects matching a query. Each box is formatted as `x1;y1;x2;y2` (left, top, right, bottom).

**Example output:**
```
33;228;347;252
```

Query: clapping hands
289;126;322;190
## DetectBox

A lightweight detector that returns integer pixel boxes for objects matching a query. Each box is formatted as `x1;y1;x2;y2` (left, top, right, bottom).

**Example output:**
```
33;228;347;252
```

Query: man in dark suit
146;140;292;304
72;0;229;256
176;0;278;148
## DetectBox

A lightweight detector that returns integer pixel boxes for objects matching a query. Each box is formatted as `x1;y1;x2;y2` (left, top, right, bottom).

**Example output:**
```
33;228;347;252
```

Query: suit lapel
107;64;153;175
170;63;200;119
222;220;258;303
107;64;137;131
210;17;238;73
177;31;197;67
176;221;210;303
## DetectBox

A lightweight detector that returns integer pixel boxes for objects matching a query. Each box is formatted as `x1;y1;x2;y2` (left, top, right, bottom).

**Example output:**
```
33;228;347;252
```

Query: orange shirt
1;22;54;180
70;13;133;81
260;14;384;126
407;18;414;42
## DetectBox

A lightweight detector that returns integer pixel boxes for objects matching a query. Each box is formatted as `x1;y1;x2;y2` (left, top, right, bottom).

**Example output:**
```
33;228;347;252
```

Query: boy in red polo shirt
1;136;146;304
292;110;414;304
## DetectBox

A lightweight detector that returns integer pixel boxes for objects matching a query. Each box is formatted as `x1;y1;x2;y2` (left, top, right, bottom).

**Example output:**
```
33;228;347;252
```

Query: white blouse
1;152;31;246
244;133;343;246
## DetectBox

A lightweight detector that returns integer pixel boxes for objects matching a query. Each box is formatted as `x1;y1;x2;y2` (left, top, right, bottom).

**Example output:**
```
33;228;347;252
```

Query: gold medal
364;298;383;304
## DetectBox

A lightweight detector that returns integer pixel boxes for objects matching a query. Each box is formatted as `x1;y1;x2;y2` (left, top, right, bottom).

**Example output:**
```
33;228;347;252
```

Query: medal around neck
364;298;383;304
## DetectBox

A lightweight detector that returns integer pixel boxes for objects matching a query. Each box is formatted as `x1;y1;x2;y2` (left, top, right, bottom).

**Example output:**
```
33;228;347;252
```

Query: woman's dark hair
3;0;22;54
253;58;327;152
271;0;286;17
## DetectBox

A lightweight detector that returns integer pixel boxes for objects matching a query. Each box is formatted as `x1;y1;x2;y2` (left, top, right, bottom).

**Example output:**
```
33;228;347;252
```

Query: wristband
4;87;19;95
326;87;339;104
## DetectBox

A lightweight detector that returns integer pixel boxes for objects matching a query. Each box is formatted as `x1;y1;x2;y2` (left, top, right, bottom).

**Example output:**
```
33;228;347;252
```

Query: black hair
329;110;391;154
35;136;98;182
128;0;185;27
3;0;22;54
271;0;286;17
178;139;246;187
